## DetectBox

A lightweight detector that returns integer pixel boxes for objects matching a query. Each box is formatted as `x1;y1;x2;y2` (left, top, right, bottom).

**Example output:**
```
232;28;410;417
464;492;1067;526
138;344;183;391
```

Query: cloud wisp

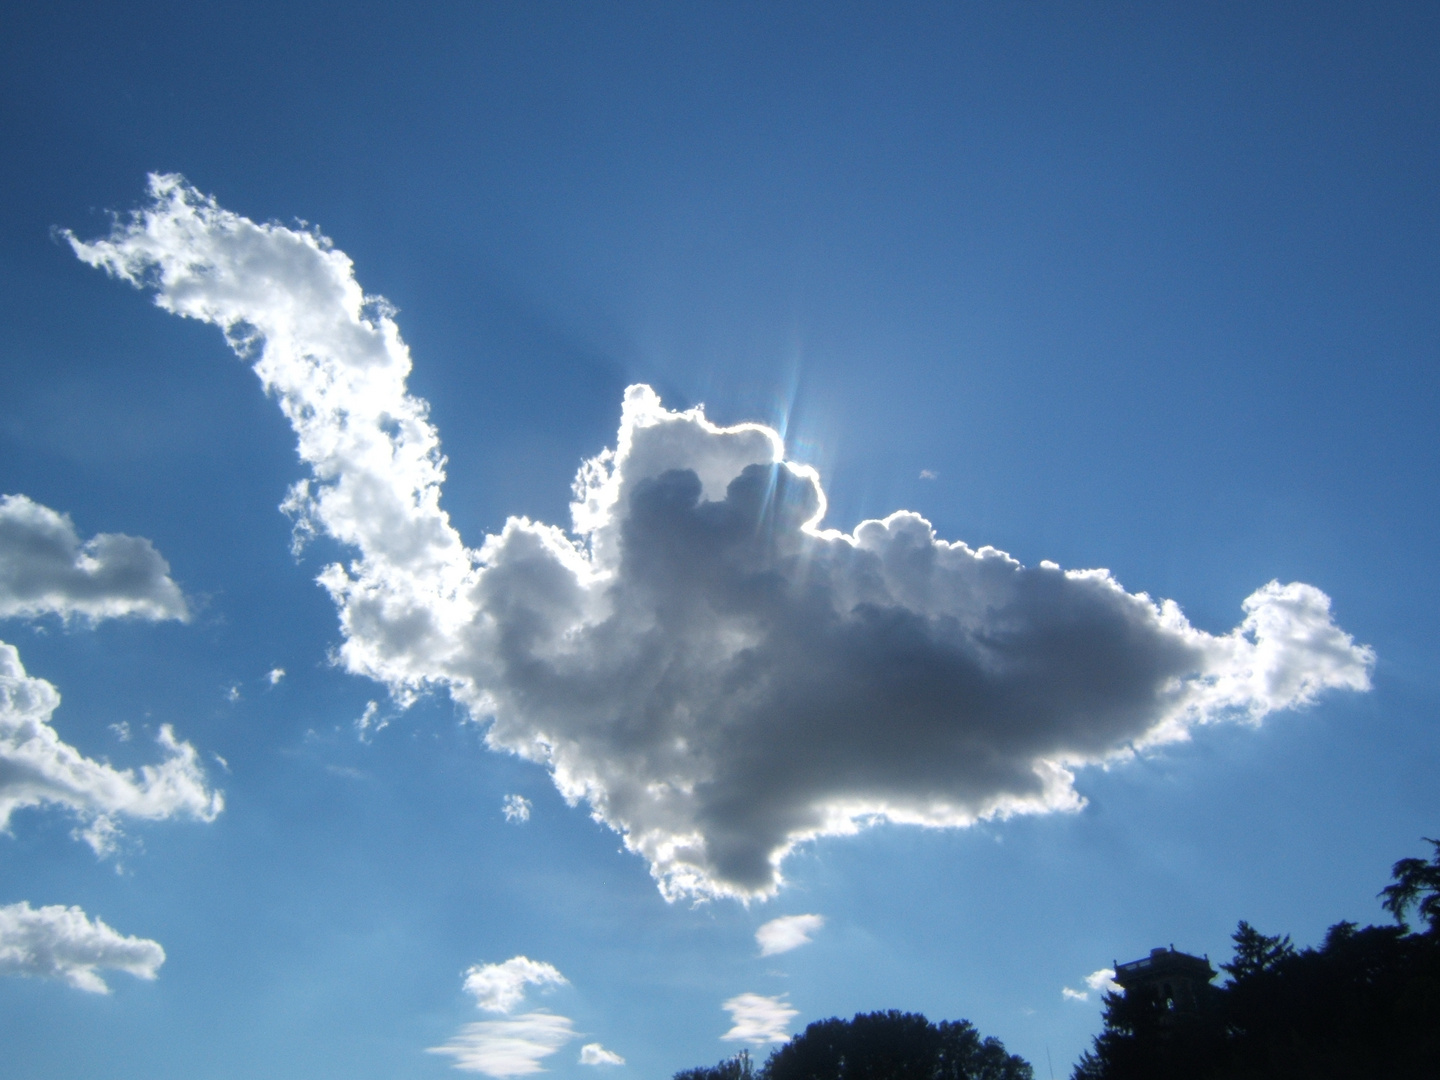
430;1013;578;1077
0;494;188;623
721;992;798;1043
432;957;583;1077
0;639;222;854
756;914;825;957
0;901;164;993
72;176;1376;901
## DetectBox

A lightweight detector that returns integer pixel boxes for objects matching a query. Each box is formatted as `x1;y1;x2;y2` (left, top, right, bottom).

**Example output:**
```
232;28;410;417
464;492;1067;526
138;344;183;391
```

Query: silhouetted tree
674;1012;1031;1080
1071;838;1440;1080
676;1049;758;1080
1379;836;1440;932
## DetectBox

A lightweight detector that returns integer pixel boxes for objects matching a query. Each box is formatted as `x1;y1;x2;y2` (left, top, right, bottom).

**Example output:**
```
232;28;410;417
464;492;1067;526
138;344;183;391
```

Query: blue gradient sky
1;4;1436;1077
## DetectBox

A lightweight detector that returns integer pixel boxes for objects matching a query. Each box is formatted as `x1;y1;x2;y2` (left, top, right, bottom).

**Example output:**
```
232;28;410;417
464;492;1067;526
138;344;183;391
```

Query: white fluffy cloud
434;957;577;1076
756;914;825;956
579;1043;625;1066
0;639;221;854
0;901;164;993
1063;967;1121;1002
1086;967;1121;993
0;494;188;623
72;176;1376;901
503;794;532;823
721;992;797;1043
463;957;568;1014
430;1013;577;1077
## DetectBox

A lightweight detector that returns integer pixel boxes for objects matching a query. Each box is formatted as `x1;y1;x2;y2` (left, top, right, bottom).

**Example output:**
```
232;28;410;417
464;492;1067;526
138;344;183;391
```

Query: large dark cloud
73;177;1375;899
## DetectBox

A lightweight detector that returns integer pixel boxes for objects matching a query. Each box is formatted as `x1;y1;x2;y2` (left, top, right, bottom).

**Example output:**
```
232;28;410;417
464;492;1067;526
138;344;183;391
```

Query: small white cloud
755;914;824;957
267;667;285;685
0;901;164;993
919;469;938;480
109;721;131;742
429;1013;576;1077
225;684;241;703
463;956;568;1014
1085;967;1120;993
355;700;386;741
1062;987;1088;1001
721;992;797;1044
0;639;222;852
0;494;188;623
503;795;532;823
579;1043;625;1066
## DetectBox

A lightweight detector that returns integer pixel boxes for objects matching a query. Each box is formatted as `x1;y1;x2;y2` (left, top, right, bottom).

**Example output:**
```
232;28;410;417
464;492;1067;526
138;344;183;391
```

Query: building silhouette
1113;946;1216;1013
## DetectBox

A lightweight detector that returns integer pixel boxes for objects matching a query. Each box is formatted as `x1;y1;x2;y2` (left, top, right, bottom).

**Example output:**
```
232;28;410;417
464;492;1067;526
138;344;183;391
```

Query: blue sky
1;3;1436;1077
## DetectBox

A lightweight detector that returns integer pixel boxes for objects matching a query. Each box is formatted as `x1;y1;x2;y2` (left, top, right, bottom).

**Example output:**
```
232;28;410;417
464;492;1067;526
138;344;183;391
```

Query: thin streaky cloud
721;992;797;1044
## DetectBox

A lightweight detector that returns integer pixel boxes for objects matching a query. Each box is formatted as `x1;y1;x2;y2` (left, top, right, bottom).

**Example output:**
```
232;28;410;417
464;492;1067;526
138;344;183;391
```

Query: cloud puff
1063;967;1121;1002
464;957;569;1014
430;1013;577;1077
1085;967;1120;993
0;901;164;993
435;957;577;1076
579;1043;625;1066
756;914;825;956
0;494;188;623
72;176;1376;901
722;992;797;1043
0;639;222;854
503;795;532;823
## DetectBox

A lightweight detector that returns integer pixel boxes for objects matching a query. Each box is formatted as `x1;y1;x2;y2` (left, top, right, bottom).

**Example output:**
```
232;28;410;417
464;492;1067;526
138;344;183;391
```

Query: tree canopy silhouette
1072;838;1440;1080
675;1012;1032;1080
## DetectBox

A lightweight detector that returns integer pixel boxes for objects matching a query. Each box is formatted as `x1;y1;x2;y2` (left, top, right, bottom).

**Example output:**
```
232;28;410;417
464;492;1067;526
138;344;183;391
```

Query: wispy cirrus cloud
721;992;797;1043
756;914;825;957
0;901;164;993
72;176;1376;901
0;494;188;623
430;1013;577;1077
0;639;221;854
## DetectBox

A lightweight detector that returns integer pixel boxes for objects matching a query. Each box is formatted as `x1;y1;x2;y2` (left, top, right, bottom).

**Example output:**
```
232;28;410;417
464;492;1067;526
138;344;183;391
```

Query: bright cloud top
0;901;164;993
722;992;798;1043
756;914;825;956
579;1043;625;1066
0;639;222;854
72;176;1376;901
0;494;188;623
463;957;568;1014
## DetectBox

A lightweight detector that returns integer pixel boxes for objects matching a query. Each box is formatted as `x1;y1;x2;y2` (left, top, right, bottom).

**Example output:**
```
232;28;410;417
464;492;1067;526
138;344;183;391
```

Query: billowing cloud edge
0;494;188;623
0;901;164;993
69;175;1376;903
0;638;221;853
